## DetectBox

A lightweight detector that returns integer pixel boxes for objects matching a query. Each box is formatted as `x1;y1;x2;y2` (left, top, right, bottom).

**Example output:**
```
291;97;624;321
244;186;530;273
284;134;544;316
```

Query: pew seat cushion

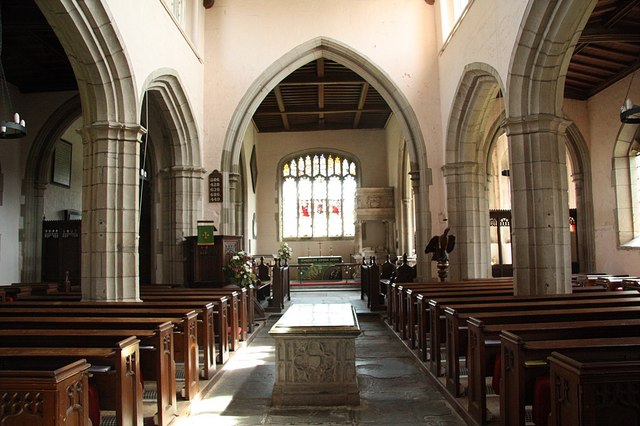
88;381;101;426
532;375;550;426
492;354;501;395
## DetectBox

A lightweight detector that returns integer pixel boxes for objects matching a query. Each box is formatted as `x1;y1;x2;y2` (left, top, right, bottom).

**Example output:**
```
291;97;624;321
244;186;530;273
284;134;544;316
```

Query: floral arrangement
224;251;257;287
277;241;293;260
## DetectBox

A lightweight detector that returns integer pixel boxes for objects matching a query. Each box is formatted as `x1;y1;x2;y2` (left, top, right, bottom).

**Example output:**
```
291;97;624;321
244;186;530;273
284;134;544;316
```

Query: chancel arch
220;36;433;280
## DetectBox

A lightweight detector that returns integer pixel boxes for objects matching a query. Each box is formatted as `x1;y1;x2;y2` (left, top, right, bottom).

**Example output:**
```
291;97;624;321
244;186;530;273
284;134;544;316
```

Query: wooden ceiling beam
274;86;290;131
279;75;366;86
603;0;640;28
255;107;389;117
578;27;640;43
317;58;325;121
353;82;370;129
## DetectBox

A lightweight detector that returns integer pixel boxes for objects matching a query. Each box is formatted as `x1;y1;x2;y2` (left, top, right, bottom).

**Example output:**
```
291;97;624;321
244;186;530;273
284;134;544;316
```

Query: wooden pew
0;308;199;402
389;277;513;326
0;336;144;426
500;332;640;426
0;357;90;425
0;316;186;425
11;296;228;371
8;300;220;379
141;292;241;354
392;280;513;338
444;297;640;398
140;287;249;342
548;350;640;426
427;290;640;374
466;318;640;425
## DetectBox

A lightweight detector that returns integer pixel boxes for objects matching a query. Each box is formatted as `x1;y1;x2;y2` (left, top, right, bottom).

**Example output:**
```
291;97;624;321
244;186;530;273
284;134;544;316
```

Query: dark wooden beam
353;83;370;129
604;0;640;28
255;106;390;117
274;87;290;131
578;26;640;43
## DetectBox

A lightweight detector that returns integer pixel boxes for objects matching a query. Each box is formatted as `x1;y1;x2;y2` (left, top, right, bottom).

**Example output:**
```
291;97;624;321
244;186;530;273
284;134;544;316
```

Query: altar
269;304;362;406
297;255;343;281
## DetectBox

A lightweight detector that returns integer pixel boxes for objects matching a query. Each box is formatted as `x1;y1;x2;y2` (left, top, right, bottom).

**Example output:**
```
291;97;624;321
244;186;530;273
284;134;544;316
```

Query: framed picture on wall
250;146;258;193
52;139;72;187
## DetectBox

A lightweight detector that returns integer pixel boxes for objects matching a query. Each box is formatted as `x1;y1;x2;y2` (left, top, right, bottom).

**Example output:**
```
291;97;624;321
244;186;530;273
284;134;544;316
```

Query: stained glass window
281;153;357;239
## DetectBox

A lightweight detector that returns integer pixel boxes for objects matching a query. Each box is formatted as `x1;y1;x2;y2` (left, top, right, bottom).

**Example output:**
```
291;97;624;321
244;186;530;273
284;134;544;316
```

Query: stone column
443;161;491;280
410;170;431;281
81;122;144;301
227;172;240;236
165;165;203;284
571;172;595;273
503;115;571;295
20;180;47;283
401;197;415;258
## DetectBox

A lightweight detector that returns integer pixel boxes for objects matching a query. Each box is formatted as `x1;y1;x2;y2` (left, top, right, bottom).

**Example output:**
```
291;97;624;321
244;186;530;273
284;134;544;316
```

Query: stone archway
444;63;506;281
141;71;204;285
36;0;140;300
220;36;433;279
21;95;82;283
504;0;597;295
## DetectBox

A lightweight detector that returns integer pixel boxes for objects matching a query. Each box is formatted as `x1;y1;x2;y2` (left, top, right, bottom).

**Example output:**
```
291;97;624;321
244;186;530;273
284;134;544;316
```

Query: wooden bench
427;290;640;374
0;309;199;401
392;280;513;338
500;332;640;426
140;291;242;354
11;296;228;370
141;286;250;341
444;297;640;398
0;357;90;425
0;316;185;424
0;335;144;426
466;318;640;425
388;277;512;326
8;301;221;379
548;350;640;426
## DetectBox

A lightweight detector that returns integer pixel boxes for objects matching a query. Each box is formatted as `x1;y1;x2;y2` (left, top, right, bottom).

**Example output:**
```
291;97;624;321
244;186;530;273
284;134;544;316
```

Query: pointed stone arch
21;95;83;282
220;36;433;278
504;0;597;294
36;0;141;300
444;63;505;280
141;70;204;284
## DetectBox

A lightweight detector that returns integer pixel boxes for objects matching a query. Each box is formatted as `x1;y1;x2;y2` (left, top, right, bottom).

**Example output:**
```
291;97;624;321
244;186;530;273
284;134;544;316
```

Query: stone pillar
443;161;491;280
166;165;203;284
227;172;240;236
81;122;144;301
410;170;431;281
503;115;572;295
571;172;595;273
401;197;415;258
20;180;46;283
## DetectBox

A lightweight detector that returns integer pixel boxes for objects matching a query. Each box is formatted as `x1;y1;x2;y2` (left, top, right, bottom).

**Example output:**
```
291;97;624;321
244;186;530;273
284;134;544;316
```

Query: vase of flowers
224;251;257;287
277;241;293;261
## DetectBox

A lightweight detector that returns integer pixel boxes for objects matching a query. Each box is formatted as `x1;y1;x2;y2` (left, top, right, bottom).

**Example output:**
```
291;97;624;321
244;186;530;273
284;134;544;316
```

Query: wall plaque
209;170;223;202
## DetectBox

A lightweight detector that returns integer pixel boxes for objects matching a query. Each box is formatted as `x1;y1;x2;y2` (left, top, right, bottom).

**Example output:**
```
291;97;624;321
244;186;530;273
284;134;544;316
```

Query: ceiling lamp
620;68;640;124
0;5;26;139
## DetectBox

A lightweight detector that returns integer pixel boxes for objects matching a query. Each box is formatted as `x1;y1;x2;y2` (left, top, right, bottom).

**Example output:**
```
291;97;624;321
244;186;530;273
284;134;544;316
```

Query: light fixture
0;4;26;139
620;67;640;124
